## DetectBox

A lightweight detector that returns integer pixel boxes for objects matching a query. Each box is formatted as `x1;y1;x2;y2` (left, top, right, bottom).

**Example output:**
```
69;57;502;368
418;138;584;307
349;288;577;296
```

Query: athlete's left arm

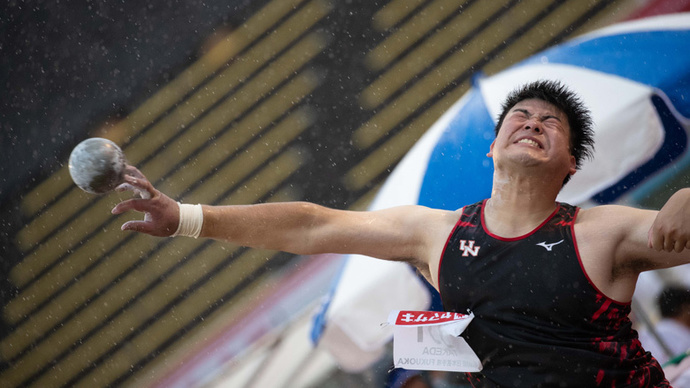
618;188;690;270
648;188;690;254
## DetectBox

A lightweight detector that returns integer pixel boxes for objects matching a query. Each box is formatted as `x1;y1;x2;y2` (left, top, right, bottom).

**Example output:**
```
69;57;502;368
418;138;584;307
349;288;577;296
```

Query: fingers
123;164;146;180
648;227;665;251
674;239;686;253
116;183;153;200
111;167;179;237
137;187;152;200
115;183;139;193
648;227;688;253
118;166;155;198
662;234;672;252
112;198;151;215
125;174;155;194
121;220;155;234
116;175;155;198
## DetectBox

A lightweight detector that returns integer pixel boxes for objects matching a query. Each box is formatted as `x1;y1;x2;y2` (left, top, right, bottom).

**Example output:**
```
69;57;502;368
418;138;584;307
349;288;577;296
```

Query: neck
485;170;561;237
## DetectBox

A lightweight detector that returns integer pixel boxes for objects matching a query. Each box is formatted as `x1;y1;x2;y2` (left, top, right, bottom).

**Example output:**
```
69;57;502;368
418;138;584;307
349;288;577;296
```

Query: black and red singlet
438;200;669;387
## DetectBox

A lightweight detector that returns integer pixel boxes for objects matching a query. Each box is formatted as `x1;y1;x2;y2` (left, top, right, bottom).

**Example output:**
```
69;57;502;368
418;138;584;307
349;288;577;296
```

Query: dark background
2;1;689;387
1;0;259;205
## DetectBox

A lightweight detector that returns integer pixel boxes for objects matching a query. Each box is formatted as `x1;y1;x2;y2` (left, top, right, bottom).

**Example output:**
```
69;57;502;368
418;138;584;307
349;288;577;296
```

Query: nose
524;119;541;133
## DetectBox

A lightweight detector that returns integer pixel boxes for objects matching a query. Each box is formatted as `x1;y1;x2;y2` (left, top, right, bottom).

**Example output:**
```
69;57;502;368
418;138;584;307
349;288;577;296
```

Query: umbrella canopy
312;12;690;372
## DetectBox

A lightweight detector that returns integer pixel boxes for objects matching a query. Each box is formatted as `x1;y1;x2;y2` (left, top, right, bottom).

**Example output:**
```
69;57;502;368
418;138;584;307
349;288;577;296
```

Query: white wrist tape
172;203;204;238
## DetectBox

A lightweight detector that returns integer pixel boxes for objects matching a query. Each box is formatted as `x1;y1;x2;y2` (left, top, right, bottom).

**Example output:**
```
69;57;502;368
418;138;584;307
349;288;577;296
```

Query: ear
487;140;496;158
568;154;577;176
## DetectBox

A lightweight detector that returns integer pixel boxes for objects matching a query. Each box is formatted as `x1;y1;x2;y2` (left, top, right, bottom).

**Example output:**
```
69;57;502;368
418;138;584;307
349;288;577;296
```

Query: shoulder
573;205;654;301
365;205;462;241
378;204;462;218
575;204;659;254
404;205;464;233
576;204;661;278
576;204;656;228
371;204;460;220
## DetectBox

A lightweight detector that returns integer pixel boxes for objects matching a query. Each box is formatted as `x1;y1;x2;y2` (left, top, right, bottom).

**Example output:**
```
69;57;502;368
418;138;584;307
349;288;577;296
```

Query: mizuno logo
536;239;564;251
459;240;480;257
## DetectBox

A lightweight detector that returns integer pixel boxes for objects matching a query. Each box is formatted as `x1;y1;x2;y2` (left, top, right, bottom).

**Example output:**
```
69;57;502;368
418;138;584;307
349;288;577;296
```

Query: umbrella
312;12;690;372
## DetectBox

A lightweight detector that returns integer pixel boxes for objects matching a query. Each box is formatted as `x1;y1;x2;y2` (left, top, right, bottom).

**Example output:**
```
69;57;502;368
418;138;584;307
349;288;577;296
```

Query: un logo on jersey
459;240;480;257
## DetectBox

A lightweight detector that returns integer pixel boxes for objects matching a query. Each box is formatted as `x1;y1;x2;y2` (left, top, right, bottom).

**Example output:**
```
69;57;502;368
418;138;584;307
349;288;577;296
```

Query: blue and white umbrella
312;13;690;372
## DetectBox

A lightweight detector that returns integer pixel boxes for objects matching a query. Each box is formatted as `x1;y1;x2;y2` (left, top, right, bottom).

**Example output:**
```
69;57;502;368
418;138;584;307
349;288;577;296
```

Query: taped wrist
172;203;203;238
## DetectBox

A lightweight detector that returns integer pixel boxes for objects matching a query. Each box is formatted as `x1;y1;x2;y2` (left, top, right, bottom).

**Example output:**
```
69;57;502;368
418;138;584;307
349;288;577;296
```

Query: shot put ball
68;137;126;194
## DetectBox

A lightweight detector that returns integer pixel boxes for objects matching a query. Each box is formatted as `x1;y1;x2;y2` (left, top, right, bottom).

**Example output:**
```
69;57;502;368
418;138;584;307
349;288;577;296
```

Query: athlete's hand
111;165;179;237
648;188;690;253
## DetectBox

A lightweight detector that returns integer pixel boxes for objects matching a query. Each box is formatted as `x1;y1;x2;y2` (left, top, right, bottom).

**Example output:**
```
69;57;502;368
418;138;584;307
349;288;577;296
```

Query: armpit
611;257;655;280
399;256;432;285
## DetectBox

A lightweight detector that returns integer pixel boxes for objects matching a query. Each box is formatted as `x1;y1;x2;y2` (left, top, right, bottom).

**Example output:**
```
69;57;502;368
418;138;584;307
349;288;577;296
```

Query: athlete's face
488;99;576;179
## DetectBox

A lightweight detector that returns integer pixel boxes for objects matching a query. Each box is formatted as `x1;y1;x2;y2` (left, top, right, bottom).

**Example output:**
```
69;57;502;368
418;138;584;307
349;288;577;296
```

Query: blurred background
2;1;690;387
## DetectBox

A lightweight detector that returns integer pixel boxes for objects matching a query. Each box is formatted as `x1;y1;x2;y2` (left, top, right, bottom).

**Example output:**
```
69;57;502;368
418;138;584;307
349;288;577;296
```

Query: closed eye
512;109;530;118
542;115;561;123
542;116;564;130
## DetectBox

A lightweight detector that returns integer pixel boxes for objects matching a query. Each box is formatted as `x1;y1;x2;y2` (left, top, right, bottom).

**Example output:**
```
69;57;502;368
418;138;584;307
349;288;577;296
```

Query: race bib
387;310;482;372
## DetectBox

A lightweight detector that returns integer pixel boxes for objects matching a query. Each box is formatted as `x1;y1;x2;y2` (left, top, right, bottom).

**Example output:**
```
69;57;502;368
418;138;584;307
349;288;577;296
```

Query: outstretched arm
596;188;690;273
111;166;456;273
201;201;435;261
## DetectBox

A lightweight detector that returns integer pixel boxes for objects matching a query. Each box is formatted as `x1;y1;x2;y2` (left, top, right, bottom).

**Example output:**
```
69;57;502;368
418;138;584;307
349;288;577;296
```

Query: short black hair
658;286;690;318
494;80;595;185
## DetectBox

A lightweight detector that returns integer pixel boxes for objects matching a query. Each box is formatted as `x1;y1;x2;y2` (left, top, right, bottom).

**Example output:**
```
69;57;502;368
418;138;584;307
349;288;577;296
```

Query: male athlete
112;80;690;386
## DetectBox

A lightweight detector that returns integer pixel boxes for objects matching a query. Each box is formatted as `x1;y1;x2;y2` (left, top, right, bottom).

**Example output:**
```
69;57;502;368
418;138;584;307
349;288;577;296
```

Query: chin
506;153;543;167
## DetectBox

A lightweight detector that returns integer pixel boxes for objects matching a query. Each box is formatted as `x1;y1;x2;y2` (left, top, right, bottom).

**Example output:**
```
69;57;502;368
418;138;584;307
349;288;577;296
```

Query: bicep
615;207;690;271
310;205;439;263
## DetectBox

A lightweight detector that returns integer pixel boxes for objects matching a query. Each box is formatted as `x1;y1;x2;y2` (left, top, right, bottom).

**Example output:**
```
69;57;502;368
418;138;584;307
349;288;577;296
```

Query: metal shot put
69;137;150;199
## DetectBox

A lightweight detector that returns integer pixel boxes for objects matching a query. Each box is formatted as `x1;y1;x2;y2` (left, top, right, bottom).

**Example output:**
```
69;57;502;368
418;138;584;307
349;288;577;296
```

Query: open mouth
516;138;542;149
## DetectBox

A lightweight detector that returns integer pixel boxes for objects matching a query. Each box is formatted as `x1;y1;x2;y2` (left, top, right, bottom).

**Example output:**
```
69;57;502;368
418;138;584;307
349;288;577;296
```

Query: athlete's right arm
201;201;439;263
111;166;454;273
